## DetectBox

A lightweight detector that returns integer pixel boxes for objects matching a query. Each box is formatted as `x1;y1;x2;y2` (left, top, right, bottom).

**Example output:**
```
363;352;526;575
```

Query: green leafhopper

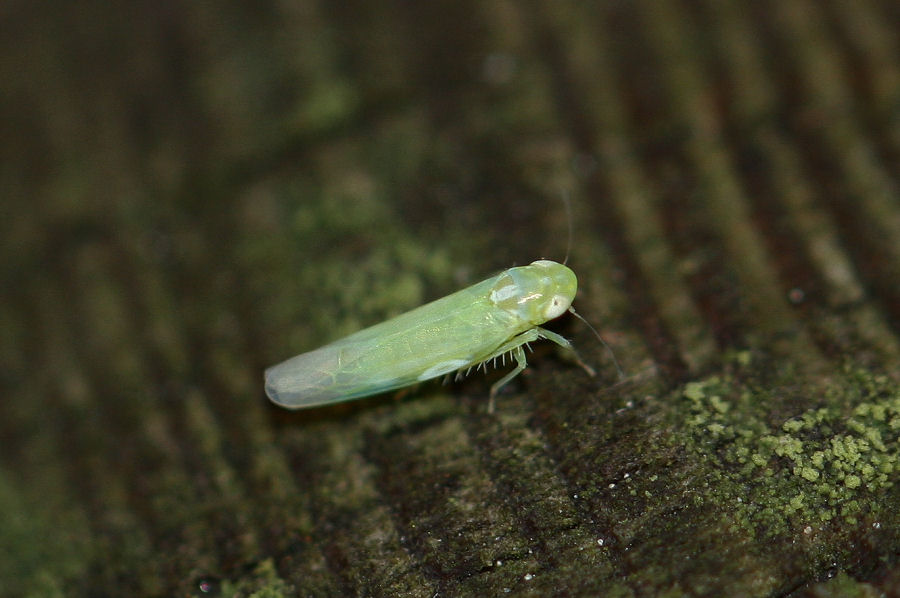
265;259;600;412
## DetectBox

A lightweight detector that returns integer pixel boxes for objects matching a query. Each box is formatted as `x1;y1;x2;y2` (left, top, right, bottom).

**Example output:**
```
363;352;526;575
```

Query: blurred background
2;1;899;596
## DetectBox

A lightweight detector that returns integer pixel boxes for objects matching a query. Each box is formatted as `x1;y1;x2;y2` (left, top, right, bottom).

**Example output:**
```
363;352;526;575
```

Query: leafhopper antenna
568;306;625;379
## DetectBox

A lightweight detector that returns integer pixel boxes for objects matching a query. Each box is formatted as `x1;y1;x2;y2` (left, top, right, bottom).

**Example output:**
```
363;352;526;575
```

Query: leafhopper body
265;260;588;410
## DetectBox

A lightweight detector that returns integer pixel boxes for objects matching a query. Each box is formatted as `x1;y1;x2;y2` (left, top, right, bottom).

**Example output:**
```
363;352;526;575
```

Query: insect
265;259;606;413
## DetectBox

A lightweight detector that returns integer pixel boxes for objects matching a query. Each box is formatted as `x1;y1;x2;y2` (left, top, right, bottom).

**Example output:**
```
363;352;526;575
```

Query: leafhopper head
489;260;577;325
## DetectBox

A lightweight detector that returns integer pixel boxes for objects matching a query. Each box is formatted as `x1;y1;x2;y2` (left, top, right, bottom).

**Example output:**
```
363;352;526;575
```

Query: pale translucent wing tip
264;347;375;409
264;366;303;409
264;352;337;409
263;375;284;408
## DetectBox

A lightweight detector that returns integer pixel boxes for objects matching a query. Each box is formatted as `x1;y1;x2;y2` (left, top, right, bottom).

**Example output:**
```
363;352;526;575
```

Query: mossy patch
672;354;898;535
803;571;883;598
243;166;464;359
0;469;92;597
219;559;294;597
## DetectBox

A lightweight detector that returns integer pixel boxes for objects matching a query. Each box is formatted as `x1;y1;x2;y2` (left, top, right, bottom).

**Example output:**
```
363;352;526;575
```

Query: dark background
2;1;899;596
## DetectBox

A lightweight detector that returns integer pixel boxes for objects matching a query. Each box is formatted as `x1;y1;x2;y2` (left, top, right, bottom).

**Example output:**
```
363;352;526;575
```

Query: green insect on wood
264;259;598;412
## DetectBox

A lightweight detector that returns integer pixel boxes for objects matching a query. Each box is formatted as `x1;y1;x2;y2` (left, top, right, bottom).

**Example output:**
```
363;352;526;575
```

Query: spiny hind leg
481;329;543;413
483;327;595;413
488;345;528;414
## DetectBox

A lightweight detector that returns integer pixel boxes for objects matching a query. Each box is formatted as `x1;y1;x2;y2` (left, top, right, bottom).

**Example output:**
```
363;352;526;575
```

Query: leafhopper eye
544;294;571;320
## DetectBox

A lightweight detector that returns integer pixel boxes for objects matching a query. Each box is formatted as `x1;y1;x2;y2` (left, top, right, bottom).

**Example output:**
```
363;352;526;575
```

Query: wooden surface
2;1;899;596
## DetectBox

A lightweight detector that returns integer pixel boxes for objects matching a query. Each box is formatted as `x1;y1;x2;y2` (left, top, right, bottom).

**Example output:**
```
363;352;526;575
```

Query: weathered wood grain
1;1;898;596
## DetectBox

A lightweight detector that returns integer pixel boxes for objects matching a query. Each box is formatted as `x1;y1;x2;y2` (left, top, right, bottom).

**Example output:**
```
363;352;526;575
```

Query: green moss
805;571;882;597
248;172;467;356
219;559;294;597
799;467;820;482
292;78;360;135
673;360;899;534
0;470;92;597
709;395;730;414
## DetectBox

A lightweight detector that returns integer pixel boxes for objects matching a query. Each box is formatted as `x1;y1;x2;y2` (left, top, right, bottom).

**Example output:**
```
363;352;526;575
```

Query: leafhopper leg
488;345;527;414
483;328;543;413
537;328;596;378
482;326;595;413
